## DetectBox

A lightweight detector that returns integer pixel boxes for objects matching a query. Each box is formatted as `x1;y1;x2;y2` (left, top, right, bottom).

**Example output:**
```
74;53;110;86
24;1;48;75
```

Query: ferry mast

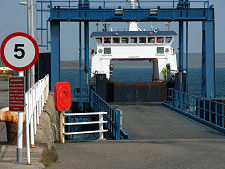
127;0;139;31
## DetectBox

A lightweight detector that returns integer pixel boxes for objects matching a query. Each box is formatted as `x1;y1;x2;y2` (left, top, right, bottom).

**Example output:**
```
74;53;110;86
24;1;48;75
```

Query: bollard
59;111;65;143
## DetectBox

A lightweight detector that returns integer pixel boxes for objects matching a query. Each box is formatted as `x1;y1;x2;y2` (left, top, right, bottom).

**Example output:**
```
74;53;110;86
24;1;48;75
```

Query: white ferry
90;0;178;84
90;27;178;82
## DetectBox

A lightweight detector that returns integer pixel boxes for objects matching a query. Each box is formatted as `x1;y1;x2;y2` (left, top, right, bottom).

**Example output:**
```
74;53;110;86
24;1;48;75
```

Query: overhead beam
50;8;214;22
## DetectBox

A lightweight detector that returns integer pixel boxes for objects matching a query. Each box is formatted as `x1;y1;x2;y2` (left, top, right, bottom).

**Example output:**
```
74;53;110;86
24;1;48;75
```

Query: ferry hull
90;74;178;103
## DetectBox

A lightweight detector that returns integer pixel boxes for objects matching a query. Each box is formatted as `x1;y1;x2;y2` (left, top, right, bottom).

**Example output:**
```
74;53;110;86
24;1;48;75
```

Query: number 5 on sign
0;32;39;71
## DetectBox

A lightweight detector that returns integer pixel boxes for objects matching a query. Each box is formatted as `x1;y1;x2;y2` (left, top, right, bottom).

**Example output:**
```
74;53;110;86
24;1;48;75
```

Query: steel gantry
37;0;215;100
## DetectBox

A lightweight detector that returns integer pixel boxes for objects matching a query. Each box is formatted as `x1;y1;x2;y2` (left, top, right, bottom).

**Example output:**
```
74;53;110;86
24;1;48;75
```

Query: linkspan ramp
118;104;225;140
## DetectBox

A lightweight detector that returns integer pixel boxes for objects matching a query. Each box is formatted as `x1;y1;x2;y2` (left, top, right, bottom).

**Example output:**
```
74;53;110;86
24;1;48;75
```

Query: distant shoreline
61;65;225;70
61;52;225;69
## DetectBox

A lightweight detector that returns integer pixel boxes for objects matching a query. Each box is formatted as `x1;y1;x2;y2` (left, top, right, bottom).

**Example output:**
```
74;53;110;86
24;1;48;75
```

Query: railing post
180;91;183;110
36;84;40;126
116;110;120;140
175;90;178;108
197;98;200;118
99;113;104;139
193;96;196;115
29;91;35;148
188;95;190;113
184;93;187;111
222;104;224;128
25;93;31;165
90;91;93;109
171;89;173;105
209;100;211;123
33;89;37;134
215;102;217;125
203;99;206;120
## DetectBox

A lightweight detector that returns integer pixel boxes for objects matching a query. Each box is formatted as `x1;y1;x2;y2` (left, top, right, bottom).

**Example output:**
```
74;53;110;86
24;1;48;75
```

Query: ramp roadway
49;104;225;169
118;103;225;140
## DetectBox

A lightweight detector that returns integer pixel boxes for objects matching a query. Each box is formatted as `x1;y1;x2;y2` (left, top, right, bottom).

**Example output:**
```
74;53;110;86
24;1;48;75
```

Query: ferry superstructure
91;29;178;82
90;0;178;83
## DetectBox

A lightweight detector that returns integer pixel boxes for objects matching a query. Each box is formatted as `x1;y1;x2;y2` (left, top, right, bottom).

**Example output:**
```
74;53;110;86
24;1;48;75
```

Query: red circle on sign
0;32;39;71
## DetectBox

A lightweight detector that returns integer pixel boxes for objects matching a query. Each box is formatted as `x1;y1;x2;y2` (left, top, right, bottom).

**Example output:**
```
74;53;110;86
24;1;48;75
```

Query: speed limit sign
0;32;39;71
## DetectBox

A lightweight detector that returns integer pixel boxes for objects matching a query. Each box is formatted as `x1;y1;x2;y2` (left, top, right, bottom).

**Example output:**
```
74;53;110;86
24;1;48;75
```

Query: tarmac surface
49;140;225;169
119;104;225;140
49;104;225;169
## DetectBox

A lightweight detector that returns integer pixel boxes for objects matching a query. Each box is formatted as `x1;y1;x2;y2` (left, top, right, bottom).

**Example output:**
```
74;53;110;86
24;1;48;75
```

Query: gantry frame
37;0;215;100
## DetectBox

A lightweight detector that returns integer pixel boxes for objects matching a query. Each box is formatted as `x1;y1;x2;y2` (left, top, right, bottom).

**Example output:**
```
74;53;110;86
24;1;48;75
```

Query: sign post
0;32;39;163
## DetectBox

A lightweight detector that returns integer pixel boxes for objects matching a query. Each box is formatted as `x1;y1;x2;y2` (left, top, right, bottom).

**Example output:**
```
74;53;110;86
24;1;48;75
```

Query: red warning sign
9;77;25;112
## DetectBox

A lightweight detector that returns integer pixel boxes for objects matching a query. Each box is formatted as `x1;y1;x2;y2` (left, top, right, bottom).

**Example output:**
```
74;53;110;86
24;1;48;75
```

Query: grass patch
41;146;58;167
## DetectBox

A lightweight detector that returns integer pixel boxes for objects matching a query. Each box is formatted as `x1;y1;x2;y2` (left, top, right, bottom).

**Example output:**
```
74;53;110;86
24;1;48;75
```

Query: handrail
37;0;210;10
25;75;49;164
61;111;108;143
90;89;129;140
166;88;225;133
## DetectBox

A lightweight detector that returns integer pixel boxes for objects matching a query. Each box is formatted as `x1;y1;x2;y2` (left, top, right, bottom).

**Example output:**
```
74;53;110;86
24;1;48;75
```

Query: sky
0;0;225;61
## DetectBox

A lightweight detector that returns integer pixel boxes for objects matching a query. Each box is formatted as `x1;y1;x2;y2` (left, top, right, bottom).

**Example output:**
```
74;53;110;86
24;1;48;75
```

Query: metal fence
90;89;128;140
166;88;225;132
25;75;49;164
60;112;108;143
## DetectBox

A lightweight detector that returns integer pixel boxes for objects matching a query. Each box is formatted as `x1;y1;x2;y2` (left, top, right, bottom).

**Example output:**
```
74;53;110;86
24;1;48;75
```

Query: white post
33;106;37;135
36;104;39;125
17;71;24;163
38;92;41;119
29;91;35;148
99;113;104;139
33;88;37;134
25;92;31;165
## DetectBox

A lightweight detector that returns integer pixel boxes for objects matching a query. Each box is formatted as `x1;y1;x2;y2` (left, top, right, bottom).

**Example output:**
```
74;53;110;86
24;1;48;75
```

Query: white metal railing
60;112;108;143
25;74;49;164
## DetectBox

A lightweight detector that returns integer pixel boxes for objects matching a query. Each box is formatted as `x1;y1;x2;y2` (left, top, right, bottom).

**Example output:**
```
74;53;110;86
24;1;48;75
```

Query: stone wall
35;93;59;148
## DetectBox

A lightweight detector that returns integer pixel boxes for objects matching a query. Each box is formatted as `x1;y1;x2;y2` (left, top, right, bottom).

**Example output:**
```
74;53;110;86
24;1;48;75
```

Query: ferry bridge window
139;37;146;43
130;37;137;43
157;47;164;54
121;37;128;43
104;38;111;44
104;48;111;54
148;37;155;43
157;37;164;43
166;37;172;43
113;37;120;44
96;38;102;44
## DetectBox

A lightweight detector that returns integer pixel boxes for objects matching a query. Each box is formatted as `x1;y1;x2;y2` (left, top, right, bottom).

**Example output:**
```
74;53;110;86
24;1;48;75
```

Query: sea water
61;67;225;97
